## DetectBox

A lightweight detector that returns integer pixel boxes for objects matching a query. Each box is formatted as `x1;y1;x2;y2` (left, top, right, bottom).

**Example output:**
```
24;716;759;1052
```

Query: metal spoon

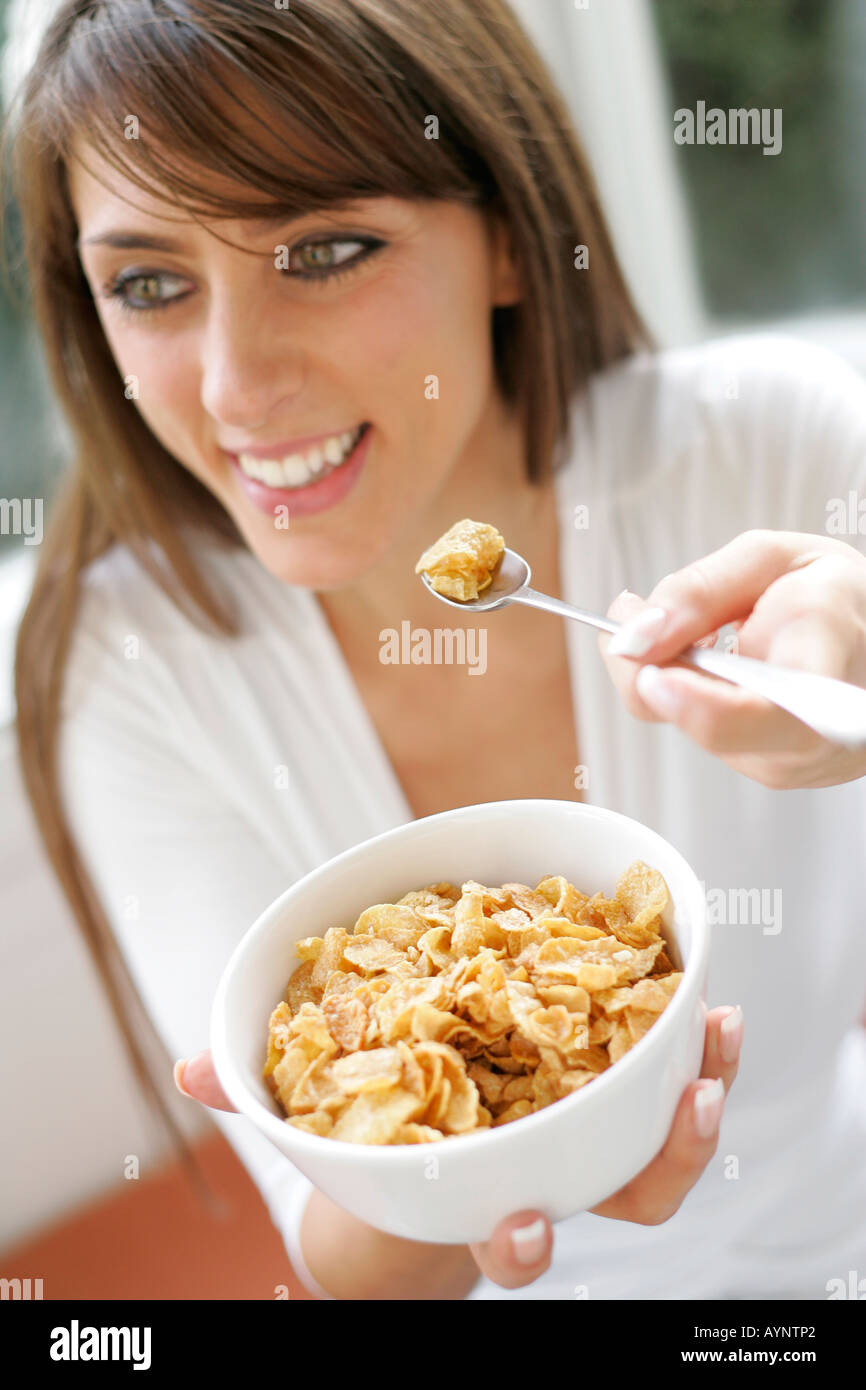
420;547;866;750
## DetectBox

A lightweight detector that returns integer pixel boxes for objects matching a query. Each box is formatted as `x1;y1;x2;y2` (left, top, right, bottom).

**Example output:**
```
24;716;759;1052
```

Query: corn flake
414;519;505;602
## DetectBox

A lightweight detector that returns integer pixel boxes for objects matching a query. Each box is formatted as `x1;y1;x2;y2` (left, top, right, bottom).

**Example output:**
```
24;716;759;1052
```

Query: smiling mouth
233;423;369;489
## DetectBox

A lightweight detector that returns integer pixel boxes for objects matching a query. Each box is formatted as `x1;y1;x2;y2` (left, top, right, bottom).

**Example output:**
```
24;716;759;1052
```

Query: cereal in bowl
263;862;682;1145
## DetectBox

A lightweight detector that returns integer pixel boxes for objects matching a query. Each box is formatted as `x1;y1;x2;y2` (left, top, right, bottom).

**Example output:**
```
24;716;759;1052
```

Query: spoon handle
512;587;866;750
514;586;619;633
677;645;866;749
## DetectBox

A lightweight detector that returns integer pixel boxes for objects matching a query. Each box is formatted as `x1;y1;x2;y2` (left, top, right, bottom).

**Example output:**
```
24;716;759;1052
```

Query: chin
248;531;389;591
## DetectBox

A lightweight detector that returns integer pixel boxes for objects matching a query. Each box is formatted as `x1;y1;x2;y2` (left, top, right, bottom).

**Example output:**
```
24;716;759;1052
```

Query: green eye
104;270;191;315
297;243;339;271
288;237;383;281
129;275;163;302
102;233;387;321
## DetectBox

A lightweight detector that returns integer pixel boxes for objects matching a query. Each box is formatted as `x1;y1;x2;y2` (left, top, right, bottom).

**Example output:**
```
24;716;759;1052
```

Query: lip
220;426;364;460
226;423;372;519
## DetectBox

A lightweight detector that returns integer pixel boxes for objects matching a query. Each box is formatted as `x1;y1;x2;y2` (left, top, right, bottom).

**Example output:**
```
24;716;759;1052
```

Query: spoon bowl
419;546;531;612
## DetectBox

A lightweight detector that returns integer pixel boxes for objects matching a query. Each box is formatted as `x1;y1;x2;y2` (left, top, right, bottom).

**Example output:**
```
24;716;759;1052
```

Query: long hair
4;0;647;1200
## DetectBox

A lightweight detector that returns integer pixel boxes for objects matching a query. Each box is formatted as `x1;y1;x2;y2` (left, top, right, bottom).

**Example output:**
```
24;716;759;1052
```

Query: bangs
5;0;647;506
34;0;494;222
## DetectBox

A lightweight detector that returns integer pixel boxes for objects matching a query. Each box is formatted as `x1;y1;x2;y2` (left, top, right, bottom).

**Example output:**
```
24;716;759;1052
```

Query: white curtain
508;0;704;346
1;0;61;109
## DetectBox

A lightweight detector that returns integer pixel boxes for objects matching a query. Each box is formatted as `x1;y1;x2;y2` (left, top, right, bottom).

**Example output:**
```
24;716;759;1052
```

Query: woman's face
69;147;520;589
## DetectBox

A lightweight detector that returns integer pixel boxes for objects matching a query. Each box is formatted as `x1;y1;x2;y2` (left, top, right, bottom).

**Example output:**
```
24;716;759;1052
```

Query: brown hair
4;0;646;1201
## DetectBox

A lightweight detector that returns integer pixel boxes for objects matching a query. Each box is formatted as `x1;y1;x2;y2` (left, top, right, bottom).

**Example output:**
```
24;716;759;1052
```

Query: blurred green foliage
0;0;63;555
655;0;866;319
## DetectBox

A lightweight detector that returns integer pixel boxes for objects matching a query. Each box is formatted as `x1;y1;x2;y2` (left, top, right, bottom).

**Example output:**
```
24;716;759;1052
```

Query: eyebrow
79;215;300;252
77;202;376;253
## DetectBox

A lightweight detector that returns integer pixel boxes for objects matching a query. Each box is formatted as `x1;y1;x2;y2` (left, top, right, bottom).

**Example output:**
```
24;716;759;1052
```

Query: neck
319;392;557;633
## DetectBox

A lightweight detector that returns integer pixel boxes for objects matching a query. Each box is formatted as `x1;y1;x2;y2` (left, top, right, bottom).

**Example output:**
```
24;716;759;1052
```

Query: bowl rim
211;798;709;1162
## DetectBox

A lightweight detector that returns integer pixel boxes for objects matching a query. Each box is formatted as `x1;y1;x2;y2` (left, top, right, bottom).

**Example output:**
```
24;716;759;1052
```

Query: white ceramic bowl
211;799;709;1244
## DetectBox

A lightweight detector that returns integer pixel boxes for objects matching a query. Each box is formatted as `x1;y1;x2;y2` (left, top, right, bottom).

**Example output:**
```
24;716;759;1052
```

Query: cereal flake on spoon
415;518;505;602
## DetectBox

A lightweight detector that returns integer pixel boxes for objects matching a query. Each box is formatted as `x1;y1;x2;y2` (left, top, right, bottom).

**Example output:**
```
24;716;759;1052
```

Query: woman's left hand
599;529;866;790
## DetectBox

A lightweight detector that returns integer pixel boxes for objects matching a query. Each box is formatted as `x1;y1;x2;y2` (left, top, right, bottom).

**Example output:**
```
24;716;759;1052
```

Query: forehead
67;156;349;266
68;145;177;227
67;140;423;261
66;137;286;234
66;160;425;268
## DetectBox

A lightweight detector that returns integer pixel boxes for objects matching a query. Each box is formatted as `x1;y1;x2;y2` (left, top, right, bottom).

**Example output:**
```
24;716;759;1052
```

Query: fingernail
173;1059;192;1097
634;664;682;718
607;606;668;657
719;1005;744;1063
510;1218;547;1265
693;1077;724;1139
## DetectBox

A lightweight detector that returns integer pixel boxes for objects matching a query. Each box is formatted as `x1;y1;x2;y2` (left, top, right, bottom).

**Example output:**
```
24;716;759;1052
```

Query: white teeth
242;457;268;482
261;461;285;487
282;455;309;486
236;425;364;488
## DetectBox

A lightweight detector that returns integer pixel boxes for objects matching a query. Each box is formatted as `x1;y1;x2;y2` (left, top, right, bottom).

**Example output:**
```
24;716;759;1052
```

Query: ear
485;210;522;307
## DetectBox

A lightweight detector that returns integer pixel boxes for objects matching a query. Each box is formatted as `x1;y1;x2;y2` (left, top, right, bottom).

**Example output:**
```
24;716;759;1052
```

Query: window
0;201;64;560
654;0;866;324
0;0;66;561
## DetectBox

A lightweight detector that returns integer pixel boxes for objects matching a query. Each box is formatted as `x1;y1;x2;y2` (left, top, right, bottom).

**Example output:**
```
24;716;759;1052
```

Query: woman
8;0;866;1300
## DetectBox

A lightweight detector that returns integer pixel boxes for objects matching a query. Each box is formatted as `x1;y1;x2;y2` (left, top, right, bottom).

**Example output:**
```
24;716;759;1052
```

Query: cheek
331;257;494;425
141;348;198;418
131;331;193;394
102;322;201;443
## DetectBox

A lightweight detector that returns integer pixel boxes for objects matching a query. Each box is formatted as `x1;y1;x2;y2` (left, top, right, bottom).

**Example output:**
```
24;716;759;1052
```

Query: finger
632;663;822;755
601;587;647;630
469;1210;553;1288
741;609;852;678
769;612;854;679
174;1051;237;1112
590;1005;743;1225
600;591;667;723
601;592;717;723
736;557;865;681
606;531;822;665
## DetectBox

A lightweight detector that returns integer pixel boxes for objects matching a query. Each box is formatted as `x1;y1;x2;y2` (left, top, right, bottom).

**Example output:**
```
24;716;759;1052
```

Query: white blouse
58;333;866;1300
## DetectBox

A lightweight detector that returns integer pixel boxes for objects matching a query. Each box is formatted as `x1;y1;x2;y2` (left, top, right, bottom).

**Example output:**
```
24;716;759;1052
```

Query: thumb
174;1050;237;1112
469;1211;553;1288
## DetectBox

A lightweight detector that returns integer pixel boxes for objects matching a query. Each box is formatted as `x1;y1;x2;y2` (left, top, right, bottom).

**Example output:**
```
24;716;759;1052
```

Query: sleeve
55;618;331;1299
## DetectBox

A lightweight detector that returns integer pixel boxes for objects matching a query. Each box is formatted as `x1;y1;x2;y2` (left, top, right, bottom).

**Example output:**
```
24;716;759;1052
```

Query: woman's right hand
175;1003;742;1293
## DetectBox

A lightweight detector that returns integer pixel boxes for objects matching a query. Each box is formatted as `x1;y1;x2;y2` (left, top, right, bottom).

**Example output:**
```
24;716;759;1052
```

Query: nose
199;290;305;429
